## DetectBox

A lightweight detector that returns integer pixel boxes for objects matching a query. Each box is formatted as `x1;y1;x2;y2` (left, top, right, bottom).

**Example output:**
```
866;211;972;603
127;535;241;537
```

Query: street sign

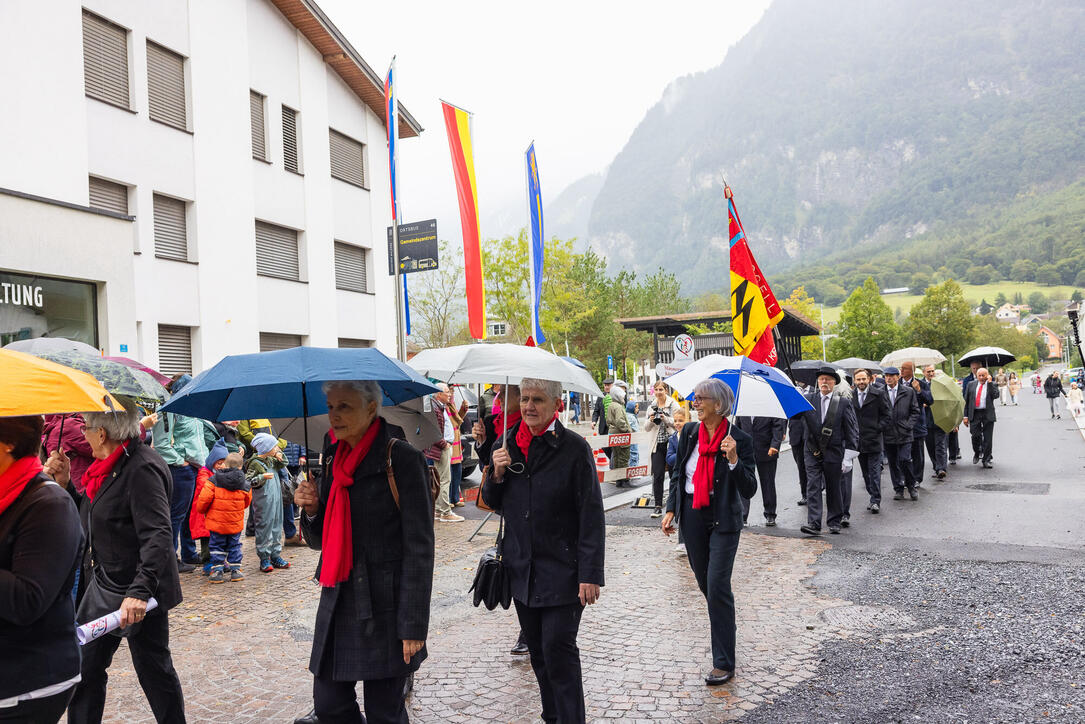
674;334;695;362
387;219;438;275
606;354;614;373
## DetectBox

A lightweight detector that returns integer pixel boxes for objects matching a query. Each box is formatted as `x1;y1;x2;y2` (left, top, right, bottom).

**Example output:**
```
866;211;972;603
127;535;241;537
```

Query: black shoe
908;487;919;501
511;638;530;655
705;669;734;686
982;461;992;469
937;470;946;480
765;515;777;527
840;516;850;528
950;460;957;465
797;499;807;506
829;526;841;534
893;491;905;501
650;507;662;518
294;710;320;724
800;524;821;536
177;560;196;573
973;455;980;464
870;503;880;513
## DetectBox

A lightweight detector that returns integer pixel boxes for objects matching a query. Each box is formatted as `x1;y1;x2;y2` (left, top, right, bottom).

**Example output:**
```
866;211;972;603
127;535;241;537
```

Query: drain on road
819;604;914;631
966;482;1050;495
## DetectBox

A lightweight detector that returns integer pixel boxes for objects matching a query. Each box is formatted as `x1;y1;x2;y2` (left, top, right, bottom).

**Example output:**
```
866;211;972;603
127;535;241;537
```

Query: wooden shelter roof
615;308;820;338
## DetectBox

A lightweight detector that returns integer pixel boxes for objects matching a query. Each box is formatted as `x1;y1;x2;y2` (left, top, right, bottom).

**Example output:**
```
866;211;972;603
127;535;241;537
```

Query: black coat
592;396;609;435
882;384;921;445
787;414;806;448
666;422;758;533
1044;375;1066;399
964;380;1000;421
734;416;786;463
480;421;605;608
301;422;434;681
902;376;933;437
0;474;84;699
81;441;182;611
851;386;891;453
798;392;859;465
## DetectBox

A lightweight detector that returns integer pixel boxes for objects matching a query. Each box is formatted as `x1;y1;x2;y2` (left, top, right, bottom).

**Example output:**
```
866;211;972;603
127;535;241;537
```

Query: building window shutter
337;338;373;348
146;41;187;129
250;91;266;160
82;10;130;108
259;333;302;352
334;242;368;293
158;325;192;375
329;129;366;187
88;177;128;215
283;106;299;173
254;221;300;281
153;194;188;261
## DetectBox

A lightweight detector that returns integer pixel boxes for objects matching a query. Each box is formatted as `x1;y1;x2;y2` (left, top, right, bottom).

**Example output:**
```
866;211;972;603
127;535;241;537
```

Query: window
146;41;187;129
250;90;266;160
82;10;130;108
153;193;188;261
490;322;507;337
338;338;373;349
283;105;300;173
158;325;192;375
88;177;128;215
329;129;366;187
334;242;368;293
259;333;302;352
254;221;300;281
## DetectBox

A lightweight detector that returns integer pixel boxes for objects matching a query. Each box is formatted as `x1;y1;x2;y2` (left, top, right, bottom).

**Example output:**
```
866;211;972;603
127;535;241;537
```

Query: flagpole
386;57;406;361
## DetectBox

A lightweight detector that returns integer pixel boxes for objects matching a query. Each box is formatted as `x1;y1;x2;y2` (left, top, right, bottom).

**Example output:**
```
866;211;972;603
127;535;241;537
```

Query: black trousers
651;440;669;507
804;456;843;529
925;427;949;474
0;687;74;723
910;436;926;483
514;600;586;724
740;459;779;519
948;429;960;458
858;451;884;505
680;496;741;671
884;442;915;492
840;467;854;517
969;410;994;463
313;674;407;724
68;609;185;724
791;442;808;499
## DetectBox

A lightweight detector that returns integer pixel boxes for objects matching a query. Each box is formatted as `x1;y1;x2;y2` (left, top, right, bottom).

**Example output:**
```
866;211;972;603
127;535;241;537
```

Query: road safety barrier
583;431;658;483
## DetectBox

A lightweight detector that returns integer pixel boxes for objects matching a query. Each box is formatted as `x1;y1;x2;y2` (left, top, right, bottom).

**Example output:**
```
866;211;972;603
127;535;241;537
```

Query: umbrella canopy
832;357;884;375
159;347;439;421
789;360;829;387
409;344;603;396
561;355;588;370
270;397;441;452
35;351;168;405
928;371;965;433
881;347;947;368
664;354;814;419
958;346;1016;368
4;337;99;355
0;348;120;416
106;356;171;386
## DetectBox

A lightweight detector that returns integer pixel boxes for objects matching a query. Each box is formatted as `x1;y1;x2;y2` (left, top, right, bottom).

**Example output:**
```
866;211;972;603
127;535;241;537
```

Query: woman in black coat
67;398;185;724
0;415;84;723
295;380;434;724
483;377;606;724
661;378;757;686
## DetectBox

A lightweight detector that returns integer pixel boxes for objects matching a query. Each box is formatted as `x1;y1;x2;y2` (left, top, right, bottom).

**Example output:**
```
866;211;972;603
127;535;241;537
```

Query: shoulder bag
385;439;440;515
467;514;511;610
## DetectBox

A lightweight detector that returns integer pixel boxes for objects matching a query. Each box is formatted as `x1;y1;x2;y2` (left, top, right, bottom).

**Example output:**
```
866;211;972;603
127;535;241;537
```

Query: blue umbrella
664;354;813;419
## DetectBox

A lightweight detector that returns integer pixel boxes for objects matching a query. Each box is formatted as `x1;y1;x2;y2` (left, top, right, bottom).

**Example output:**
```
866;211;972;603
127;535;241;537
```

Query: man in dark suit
951;362;981;463
900;362;933;484
964;367;998;467
882;366;922;501
922;364;950;479
851;369;891;513
799;367;859;535
735;415;787;526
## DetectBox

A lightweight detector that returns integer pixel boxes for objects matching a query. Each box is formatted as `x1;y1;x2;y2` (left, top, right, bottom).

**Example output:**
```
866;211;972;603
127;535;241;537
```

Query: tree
781;286;823;360
994;292;1008;307
909;272;932;295
1072;289;1083;303
969;315;1041;372
977;299;994;315
830;277;901;361
1027;291;1050;314
409;240;469;349
1013;291;1024;305
965;265;997;285
904;279;975;358
1074;270;1085;288
481;231;532;342
1010;259;1038;282
1036;264;1061;286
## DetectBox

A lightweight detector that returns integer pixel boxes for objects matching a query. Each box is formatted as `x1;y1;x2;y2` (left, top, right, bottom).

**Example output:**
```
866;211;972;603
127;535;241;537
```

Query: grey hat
883;366;901;376
602;377;615;385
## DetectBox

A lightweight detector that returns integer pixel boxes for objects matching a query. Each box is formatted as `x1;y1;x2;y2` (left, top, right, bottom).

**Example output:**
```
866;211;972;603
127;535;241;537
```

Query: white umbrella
409;343;602;396
880;347;947;368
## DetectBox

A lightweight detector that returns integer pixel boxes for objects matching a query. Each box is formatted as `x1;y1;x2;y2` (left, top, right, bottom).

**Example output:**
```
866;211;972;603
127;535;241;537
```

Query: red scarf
319;418;382;587
0;456;44;517
83;441;131;502
692;419;729;509
515;414;558;461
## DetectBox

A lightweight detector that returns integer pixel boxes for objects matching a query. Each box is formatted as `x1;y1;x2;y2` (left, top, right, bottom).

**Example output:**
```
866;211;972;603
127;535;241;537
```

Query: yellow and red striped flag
728;186;784;366
441;101;486;339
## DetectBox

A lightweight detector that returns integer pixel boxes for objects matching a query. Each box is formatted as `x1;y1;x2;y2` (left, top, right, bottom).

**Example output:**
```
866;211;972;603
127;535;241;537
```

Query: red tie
975;382;983;407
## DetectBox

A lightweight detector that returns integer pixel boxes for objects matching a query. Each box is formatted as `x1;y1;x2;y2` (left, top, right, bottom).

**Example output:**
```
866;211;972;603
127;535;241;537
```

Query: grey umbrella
5;337;99;355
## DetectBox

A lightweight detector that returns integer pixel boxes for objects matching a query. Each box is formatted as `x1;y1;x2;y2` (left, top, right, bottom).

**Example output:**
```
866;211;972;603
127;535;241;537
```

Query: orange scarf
319;419;382;587
692;420;729;509
0;456;44;517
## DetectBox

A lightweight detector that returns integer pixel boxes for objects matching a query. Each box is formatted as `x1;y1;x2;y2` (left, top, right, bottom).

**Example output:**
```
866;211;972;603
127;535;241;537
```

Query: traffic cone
594;449;608;482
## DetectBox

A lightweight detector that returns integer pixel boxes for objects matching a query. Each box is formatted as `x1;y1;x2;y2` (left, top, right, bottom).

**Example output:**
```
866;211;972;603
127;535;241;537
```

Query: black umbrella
958;346;1017;368
789;360;829;387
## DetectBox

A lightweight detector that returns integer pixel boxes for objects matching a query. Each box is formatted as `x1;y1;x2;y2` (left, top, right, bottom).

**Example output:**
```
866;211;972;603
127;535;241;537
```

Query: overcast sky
320;0;771;247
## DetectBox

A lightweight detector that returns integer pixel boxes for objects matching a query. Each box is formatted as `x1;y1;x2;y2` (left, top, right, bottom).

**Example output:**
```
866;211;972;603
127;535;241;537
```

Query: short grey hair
83;395;143;441
322;380;383;411
519;377;562;400
693;378;734;416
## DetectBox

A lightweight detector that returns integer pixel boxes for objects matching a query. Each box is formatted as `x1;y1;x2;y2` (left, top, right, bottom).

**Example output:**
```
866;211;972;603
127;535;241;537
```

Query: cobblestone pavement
79;519;867;723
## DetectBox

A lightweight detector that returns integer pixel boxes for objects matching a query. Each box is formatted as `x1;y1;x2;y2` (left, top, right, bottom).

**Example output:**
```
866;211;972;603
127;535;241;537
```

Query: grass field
819;281;1079;324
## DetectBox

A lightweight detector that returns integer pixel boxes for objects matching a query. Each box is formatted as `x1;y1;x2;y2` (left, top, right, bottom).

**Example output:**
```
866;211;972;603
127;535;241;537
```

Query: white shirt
974;382;987;409
887;385;898;405
443;408;456;444
683;439;740;494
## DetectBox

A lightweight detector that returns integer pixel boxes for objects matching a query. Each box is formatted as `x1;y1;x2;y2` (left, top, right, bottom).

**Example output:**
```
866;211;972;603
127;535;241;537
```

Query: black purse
468;515;511;610
77;501;143;639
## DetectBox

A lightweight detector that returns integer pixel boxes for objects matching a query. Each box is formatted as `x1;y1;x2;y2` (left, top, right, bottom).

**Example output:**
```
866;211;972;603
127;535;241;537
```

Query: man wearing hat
882;366;922;501
798;367;858;535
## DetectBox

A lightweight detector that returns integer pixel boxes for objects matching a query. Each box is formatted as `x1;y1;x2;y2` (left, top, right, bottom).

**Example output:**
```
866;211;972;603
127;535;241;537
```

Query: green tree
904;279;975;358
1036;264;1061;286
410;240;469;348
1074;271;1085;288
1010;259;1038;282
1013;291;1024;305
977;299;994;315
1072;289;1083;303
1027;291;1050;314
830;277;901;361
994;292;1008;306
781;286;824;360
965;265;997;285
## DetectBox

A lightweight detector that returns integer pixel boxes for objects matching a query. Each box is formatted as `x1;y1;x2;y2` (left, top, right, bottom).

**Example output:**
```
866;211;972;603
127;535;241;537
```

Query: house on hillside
995;303;1020;323
1036;325;1064;361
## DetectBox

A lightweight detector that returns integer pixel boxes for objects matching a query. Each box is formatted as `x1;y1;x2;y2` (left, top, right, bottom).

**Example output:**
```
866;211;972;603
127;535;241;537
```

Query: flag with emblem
728;187;784;366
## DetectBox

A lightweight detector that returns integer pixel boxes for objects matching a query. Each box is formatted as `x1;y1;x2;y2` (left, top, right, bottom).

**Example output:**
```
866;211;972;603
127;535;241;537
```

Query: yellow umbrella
0;348;121;416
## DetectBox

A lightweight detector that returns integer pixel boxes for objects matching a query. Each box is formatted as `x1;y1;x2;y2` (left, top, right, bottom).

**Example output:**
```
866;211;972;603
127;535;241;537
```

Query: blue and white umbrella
664;354;813;419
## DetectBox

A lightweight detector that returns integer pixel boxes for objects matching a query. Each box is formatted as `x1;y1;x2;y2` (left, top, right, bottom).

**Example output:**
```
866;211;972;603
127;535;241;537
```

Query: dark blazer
902;376;933;437
665;422;757;532
302;421;434;681
787;414;806;447
798;392;859;465
0;474;83;699
851;386;891;453
964;380;999;422
665;429;681;469
480;421;605;608
474;413;499;468
735;416;786;462
882;384;921;444
81;441;182;611
592;396;609;435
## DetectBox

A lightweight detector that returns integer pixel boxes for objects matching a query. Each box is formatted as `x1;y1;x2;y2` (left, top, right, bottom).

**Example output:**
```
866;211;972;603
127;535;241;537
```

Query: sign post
387;219;439;275
655;334;696;379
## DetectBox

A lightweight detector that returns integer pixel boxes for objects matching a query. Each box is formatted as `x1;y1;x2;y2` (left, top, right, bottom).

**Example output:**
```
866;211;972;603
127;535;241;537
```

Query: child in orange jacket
195;452;252;583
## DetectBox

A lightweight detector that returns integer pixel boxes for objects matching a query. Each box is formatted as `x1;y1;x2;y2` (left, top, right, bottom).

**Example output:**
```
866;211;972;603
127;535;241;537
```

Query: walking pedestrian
644;381;680;518
799;367;859;534
900;362;932;486
851;369;891;513
882;367;921;501
244;433;291;572
787;397;809;506
425;384;463;523
447;392;468;508
591;378;614;461
964;368;998;468
922;365;950;480
995;367;1009;405
734;415;786;527
1008;371;1021;405
1044;371;1066;419
569;391;581;425
1069;382;1084;418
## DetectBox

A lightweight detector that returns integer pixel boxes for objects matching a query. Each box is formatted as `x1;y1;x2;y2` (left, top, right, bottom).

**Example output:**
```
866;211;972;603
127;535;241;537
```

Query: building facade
0;0;420;374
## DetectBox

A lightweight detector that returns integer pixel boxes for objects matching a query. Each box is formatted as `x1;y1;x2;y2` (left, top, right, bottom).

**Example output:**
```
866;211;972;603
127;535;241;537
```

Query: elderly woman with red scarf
295;380;434;724
484;377;605;724
661;378;757;686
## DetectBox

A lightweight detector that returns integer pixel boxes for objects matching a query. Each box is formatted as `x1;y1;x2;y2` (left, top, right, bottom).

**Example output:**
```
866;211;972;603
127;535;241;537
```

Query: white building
0;0;421;374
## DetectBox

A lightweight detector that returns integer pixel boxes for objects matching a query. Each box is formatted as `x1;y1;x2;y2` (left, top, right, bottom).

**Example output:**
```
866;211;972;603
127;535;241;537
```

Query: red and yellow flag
442;101;486;339
728;187;784;366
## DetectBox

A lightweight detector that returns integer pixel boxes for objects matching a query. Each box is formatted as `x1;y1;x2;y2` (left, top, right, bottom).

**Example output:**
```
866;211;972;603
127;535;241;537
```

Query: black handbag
77;504;143;639
468;515;511;610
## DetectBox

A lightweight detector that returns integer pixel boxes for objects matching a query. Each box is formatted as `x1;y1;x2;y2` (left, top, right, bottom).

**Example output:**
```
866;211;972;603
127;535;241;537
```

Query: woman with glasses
660;378;756;686
484;378;605;724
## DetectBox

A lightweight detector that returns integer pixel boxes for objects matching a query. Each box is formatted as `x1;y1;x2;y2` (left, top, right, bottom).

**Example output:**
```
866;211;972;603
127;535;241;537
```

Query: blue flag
525;143;545;345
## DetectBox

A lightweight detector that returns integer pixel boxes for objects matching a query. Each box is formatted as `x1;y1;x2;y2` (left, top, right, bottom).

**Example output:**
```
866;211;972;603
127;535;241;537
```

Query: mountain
577;0;1085;296
546;172;604;249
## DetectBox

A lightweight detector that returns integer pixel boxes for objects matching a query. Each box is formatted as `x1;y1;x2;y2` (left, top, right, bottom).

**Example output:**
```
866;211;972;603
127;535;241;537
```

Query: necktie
821;395;830;422
859;391;866;407
975;382;983;408
890;387;896;405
